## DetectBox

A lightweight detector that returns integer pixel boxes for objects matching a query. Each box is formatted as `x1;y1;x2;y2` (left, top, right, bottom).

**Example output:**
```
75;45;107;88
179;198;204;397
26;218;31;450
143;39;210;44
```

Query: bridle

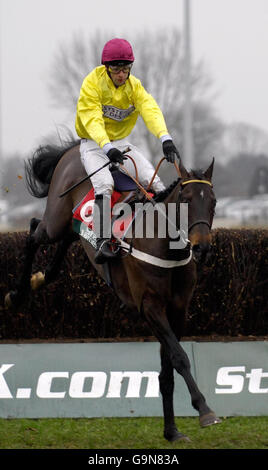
119;156;215;237
180;179;214;233
116;170;215;267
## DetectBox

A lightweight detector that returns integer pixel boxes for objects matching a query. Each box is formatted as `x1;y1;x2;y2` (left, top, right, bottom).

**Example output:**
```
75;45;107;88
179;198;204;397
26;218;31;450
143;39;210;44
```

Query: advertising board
0;341;267;418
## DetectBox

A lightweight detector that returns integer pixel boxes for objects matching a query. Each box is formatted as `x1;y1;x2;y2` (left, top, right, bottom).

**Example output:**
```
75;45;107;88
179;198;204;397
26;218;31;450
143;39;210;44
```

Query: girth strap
118;239;193;268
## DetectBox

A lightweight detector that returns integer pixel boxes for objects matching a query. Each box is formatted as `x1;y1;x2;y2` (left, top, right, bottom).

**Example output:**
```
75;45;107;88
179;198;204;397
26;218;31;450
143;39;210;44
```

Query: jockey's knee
94;183;114;197
91;170;114;197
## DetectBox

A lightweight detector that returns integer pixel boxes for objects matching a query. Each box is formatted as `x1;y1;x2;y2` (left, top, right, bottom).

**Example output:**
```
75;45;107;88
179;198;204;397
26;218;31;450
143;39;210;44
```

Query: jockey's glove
162;140;180;163
107;148;127;165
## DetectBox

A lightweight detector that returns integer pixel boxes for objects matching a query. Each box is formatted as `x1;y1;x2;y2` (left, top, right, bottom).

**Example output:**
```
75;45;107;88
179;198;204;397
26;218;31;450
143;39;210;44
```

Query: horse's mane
154;167;210;202
190;169;207;179
154;178;181;202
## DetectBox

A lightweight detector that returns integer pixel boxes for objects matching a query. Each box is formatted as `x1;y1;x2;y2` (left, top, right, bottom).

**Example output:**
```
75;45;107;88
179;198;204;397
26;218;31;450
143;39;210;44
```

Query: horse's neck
163;180;181;205
133;181;181;249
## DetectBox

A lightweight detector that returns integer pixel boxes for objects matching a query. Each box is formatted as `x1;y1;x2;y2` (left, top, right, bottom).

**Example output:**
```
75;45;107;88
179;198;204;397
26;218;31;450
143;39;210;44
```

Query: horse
5;139;220;441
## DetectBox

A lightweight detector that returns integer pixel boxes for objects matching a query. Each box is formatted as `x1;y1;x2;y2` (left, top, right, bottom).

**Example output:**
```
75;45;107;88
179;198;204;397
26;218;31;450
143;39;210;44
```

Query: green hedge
0;229;267;339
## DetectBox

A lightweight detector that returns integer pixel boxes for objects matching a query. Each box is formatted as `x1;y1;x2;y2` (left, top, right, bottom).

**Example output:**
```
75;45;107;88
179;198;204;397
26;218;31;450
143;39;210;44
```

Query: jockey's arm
133;81;179;162
133;81;171;143
75;79;110;149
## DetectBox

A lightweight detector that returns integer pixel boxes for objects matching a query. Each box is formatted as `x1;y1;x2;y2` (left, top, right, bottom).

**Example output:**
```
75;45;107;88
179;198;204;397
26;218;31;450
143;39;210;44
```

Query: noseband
180;179;213;233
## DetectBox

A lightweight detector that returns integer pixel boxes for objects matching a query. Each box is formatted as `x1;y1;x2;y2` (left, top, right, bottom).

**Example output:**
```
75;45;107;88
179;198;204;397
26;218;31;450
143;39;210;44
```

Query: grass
0;416;267;449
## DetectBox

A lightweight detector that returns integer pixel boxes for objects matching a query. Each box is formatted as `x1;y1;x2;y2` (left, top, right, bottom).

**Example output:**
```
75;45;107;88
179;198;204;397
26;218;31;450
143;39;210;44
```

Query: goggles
108;64;133;74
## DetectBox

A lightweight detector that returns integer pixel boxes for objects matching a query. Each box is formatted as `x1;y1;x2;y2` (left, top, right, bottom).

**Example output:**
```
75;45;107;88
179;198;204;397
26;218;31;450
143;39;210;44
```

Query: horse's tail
25;139;80;198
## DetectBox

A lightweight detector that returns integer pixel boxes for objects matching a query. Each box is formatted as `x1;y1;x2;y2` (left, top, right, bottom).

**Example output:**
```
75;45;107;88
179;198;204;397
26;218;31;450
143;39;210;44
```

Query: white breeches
80;138;166;196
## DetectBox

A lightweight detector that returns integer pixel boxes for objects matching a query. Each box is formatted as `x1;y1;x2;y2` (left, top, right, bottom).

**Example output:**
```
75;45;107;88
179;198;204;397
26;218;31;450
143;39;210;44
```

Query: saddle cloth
72;187;134;245
72;169;152;247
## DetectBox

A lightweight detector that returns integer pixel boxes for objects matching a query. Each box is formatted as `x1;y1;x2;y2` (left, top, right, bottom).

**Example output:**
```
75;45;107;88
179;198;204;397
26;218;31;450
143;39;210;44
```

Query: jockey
75;38;180;264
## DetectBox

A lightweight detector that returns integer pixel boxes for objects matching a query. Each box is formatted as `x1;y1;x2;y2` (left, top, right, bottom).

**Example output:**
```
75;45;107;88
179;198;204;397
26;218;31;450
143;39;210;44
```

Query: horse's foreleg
142;289;220;434
169;300;221;428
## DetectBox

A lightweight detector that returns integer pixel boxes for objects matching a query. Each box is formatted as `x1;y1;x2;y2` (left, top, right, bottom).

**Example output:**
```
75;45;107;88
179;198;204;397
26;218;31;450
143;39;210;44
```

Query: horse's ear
178;158;190;178
204;157;215;180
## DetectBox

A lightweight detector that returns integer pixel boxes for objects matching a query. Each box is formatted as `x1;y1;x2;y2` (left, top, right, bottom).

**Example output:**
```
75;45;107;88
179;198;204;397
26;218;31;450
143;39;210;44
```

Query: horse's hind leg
31;231;78;290
5;217;48;309
5;217;77;308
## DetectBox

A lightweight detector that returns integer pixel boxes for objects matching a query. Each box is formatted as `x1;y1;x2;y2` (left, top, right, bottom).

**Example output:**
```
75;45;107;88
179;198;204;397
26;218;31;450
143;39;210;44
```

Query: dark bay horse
5;139;220;441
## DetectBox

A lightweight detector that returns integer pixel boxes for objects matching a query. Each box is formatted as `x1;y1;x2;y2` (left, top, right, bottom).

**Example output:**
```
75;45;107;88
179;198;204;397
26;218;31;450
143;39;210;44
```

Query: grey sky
1;0;268;156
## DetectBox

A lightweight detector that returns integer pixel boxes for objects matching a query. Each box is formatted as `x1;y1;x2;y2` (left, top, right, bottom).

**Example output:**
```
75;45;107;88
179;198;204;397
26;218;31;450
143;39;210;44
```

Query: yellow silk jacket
75;66;168;148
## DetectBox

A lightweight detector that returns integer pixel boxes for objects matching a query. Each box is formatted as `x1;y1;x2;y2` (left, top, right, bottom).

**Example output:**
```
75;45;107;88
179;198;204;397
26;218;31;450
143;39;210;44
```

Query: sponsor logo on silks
102;105;135;121
215;366;268;394
72;218;97;248
80;223;97;248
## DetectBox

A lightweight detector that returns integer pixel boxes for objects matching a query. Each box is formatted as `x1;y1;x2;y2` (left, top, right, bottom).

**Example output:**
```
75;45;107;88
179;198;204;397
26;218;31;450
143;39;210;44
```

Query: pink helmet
101;38;135;64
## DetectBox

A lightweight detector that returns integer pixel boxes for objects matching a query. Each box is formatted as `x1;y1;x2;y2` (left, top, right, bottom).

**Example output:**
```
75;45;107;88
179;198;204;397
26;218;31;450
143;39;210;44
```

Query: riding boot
94;194;118;264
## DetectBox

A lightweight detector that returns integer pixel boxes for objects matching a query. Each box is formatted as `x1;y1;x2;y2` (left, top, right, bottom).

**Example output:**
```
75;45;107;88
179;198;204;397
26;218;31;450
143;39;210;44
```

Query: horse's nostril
192;243;212;263
193;243;210;252
192;245;202;262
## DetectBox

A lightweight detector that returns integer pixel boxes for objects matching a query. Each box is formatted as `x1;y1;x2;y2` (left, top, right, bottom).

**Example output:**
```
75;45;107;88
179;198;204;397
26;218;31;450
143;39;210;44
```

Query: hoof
31;272;45;290
164;428;191;443
4;291;19;309
4;292;12;309
200;411;221;427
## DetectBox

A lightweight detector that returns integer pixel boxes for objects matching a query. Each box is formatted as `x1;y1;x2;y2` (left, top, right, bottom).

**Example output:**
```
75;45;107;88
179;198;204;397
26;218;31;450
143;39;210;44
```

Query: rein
121;156;213;233
119;155;156;204
147;158;182;190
